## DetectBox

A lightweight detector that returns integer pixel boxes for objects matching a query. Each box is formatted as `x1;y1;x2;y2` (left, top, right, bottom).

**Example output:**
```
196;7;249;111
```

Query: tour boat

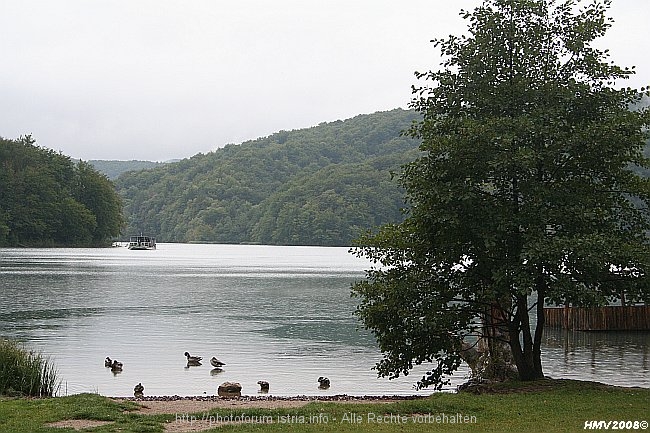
127;235;156;250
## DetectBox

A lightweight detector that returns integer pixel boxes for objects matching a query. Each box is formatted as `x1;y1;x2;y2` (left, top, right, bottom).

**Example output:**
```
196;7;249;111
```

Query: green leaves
0;136;123;246
352;0;650;388
115;109;421;245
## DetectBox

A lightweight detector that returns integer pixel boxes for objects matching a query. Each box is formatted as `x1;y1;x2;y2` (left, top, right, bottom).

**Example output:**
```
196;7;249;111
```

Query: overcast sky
1;1;648;161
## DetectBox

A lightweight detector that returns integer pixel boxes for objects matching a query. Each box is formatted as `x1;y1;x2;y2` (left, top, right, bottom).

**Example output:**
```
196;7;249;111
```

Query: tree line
0;136;123;247
2;102;646;250
89;160;167;180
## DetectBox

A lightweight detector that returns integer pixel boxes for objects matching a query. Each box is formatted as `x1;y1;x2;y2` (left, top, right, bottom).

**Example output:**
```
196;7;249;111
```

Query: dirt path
48;395;424;432
117;394;422;414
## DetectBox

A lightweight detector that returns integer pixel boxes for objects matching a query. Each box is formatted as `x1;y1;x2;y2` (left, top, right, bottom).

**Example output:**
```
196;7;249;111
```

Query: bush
0;339;60;397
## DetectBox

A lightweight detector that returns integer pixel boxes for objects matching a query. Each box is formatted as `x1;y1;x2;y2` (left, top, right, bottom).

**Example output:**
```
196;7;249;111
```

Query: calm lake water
1;244;648;397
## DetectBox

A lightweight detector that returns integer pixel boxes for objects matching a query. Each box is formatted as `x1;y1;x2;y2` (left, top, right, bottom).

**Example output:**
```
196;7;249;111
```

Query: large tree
351;0;650;389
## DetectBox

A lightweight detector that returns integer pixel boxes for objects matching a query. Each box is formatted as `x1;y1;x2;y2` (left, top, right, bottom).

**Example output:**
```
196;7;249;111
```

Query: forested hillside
2;107;646;248
115;109;421;246
0;136;124;246
89;160;167;180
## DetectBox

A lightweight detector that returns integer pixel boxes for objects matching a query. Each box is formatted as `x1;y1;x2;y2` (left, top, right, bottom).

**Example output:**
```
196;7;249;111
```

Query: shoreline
8;380;645;433
118;394;428;402
113;394;430;416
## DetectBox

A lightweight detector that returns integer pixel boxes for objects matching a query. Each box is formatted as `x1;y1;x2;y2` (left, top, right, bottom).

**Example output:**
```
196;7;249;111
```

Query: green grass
0;380;648;433
0;339;60;397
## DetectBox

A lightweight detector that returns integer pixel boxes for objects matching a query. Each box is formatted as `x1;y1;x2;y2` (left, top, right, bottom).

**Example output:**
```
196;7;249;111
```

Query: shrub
0;339;60;397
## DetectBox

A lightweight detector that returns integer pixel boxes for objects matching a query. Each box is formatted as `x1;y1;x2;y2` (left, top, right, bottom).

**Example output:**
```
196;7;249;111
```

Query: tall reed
0;339;60;397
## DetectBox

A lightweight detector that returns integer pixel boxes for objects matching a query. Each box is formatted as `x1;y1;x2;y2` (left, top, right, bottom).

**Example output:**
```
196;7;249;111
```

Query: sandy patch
128;397;309;415
164;420;217;432
117;395;418;414
163;417;273;433
114;395;423;433
47;419;113;430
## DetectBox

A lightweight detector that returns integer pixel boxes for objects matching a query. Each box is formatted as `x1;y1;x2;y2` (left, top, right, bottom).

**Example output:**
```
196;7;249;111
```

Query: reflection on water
542;328;650;387
0;244;648;397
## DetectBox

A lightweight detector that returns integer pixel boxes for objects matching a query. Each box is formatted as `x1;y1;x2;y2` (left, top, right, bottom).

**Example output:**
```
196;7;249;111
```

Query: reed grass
0;339;60;397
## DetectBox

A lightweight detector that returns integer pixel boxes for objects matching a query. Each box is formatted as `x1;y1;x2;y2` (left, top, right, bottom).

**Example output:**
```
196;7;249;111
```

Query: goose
210;356;226;368
133;383;144;396
257;380;270;392
184;352;202;365
104;357;112;368
317;377;330;389
111;360;123;372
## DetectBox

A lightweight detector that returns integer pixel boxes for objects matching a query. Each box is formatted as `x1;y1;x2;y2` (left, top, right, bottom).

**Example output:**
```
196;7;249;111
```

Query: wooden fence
543;305;650;331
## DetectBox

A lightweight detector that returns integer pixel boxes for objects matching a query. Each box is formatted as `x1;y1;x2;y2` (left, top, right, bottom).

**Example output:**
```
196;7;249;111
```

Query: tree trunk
476;302;518;381
509;293;545;381
532;288;545;378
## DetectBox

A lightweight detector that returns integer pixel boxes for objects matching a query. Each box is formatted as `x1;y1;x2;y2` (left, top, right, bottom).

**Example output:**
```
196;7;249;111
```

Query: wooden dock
544;305;650;331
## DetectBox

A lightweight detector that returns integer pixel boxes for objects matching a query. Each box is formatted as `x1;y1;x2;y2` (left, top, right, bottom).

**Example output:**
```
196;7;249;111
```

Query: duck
257;380;270;393
184;352;202;366
104;357;112;368
133;383;144;396
210;356;226;368
317;377;330;389
111;360;123;372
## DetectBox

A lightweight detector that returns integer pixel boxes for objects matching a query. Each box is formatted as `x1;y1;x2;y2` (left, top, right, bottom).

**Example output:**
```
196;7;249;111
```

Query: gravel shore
48;395;427;431
116;394;426;414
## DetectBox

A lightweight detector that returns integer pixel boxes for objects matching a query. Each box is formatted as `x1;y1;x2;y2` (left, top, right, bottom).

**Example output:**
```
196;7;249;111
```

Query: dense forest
3;107;645;248
115;109;422;246
89;160;169;180
0;136;124;246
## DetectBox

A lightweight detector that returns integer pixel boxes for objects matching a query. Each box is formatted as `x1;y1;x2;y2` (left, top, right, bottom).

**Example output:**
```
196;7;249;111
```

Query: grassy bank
0;339;59;397
0;380;648;432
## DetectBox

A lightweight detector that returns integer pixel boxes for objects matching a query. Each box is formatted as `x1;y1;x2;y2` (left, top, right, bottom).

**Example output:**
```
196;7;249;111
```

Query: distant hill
114;108;422;246
89;160;167;180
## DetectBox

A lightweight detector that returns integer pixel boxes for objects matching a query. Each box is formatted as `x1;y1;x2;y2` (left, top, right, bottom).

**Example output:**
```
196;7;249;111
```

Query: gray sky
1;1;648;161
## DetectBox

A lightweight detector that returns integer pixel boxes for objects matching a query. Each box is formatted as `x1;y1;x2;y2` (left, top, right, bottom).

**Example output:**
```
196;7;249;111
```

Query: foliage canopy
0;136;124;246
89;160;166;180
115;109;420;246
351;0;650;389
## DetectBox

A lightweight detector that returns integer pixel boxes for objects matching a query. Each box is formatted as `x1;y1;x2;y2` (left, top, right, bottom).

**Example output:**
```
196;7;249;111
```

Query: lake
1;244;648;397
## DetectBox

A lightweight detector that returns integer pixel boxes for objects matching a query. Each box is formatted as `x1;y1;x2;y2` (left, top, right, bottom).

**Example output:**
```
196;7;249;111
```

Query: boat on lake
127;235;156;250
